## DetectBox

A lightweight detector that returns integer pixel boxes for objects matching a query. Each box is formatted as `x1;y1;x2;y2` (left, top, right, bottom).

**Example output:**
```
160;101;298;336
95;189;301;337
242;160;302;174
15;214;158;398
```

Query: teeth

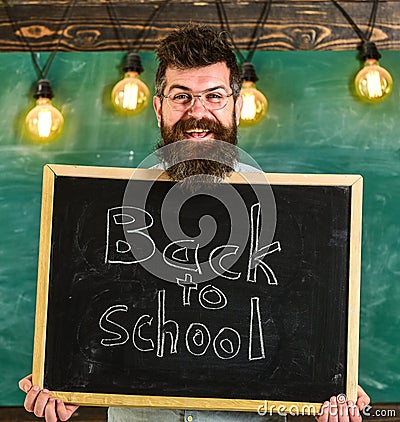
187;129;209;133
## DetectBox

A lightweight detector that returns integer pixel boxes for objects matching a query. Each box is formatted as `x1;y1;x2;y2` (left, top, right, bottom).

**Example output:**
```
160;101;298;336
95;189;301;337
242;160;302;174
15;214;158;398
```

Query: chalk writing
185;323;211;356
105;206;155;264
248;203;281;284
98;291;266;361
105;204;281;283
100;202;282;362
213;327;241;360
198;284;227;310
164;240;202;274
177;274;198;306
209;245;241;280
157;290;179;357
133;315;154;352
249;297;265;361
99;304;129;347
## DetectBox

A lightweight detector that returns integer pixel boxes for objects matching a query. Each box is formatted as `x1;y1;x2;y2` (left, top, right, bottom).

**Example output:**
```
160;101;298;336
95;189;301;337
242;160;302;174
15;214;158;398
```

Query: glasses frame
160;90;234;112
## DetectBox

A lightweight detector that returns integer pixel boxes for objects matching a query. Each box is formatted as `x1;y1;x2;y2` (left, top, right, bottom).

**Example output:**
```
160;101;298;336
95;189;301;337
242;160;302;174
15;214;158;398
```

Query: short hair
155;23;241;99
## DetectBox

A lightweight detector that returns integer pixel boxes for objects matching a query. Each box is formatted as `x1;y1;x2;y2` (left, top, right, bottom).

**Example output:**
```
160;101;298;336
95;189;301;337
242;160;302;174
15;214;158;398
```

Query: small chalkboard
32;164;362;415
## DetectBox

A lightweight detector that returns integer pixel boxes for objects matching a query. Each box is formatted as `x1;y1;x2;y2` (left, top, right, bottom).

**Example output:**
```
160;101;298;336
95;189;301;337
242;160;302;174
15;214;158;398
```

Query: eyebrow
167;84;229;93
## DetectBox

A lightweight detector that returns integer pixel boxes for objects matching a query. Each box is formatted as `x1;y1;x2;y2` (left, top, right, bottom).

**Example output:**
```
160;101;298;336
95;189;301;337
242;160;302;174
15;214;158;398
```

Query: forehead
164;62;231;92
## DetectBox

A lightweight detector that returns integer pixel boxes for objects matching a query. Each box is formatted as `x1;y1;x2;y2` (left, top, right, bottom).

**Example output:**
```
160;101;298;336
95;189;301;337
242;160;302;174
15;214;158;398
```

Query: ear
153;95;162;127
235;94;243;126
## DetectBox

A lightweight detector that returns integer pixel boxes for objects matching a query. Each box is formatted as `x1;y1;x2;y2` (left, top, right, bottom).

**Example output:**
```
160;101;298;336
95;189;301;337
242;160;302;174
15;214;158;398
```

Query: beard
156;114;239;186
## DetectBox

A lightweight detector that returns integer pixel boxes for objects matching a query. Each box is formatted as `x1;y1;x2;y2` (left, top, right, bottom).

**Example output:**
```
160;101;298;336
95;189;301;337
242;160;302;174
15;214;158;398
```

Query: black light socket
360;41;382;61
241;62;259;83
34;79;54;99
123;53;144;73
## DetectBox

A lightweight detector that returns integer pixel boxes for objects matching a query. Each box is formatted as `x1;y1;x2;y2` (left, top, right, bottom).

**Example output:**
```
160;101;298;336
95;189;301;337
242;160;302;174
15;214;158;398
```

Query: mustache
174;117;223;132
163;117;230;144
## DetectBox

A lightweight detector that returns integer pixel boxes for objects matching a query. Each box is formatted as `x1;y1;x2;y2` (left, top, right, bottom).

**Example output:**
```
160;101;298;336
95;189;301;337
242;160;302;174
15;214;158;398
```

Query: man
19;24;370;422
153;23;243;185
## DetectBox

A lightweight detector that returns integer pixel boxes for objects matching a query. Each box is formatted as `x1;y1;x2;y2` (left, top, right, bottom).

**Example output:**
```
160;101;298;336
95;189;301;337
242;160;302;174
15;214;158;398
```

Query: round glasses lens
166;92;230;111
204;92;225;106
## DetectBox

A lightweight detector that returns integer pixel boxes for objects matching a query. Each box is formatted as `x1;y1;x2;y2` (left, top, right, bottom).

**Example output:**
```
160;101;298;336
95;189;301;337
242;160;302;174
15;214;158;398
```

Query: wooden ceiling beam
1;1;400;52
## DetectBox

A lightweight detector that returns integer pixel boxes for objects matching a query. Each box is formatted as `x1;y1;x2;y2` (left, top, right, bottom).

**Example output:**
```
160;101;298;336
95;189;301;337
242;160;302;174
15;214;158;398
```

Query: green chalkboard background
0;50;399;406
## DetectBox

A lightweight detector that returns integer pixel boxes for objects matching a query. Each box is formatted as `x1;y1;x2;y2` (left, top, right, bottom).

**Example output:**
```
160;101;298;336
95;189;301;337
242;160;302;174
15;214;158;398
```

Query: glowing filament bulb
37;108;52;137
122;82;139;110
354;44;393;103
25;80;64;143
239;63;268;126
111;53;150;115
365;70;383;98
240;81;268;126
241;92;257;120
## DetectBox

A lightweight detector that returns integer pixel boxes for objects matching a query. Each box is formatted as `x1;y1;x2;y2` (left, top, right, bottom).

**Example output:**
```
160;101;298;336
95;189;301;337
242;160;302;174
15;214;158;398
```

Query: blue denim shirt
108;407;286;421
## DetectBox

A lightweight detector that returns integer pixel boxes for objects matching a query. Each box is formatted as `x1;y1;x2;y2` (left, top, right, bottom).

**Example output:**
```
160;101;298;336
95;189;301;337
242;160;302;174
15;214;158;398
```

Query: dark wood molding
1;1;400;52
0;406;108;421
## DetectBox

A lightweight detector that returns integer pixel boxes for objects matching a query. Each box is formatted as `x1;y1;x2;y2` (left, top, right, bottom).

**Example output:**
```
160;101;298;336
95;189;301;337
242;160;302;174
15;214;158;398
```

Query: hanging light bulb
111;53;150;115
354;41;393;103
239;63;268;126
25;79;64;143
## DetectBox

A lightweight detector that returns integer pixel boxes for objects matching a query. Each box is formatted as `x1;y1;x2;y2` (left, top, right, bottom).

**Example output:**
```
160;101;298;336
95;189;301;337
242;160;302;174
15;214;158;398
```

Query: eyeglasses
161;90;234;112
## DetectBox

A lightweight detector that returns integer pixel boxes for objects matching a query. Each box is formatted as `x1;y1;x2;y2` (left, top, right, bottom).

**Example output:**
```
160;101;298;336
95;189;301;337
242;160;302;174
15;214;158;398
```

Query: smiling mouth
185;129;212;139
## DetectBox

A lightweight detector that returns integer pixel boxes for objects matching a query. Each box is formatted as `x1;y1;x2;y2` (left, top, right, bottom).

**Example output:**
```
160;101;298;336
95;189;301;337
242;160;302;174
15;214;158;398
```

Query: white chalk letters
105;204;280;284
99;290;265;361
100;203;281;361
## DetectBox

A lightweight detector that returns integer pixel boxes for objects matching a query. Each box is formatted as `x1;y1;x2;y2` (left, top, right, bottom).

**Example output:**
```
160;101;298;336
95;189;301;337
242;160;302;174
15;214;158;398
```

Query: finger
44;398;58;422
357;386;370;410
24;385;41;412
56;400;79;421
33;389;51;418
19;375;33;393
316;401;330;422
337;394;349;422
330;396;339;422
348;400;361;422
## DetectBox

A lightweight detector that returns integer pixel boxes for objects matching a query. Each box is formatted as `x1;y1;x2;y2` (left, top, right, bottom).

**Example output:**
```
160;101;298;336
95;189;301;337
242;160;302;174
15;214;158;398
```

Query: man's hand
18;375;79;422
355;386;370;411
317;386;371;422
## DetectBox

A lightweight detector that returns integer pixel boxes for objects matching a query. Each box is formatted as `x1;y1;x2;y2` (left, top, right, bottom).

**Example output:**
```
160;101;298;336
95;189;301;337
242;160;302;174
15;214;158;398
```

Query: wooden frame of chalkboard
32;164;362;415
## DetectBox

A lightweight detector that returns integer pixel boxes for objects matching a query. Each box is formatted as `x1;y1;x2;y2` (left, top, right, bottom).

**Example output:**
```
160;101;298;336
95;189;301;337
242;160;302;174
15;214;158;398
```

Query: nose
187;96;209;118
